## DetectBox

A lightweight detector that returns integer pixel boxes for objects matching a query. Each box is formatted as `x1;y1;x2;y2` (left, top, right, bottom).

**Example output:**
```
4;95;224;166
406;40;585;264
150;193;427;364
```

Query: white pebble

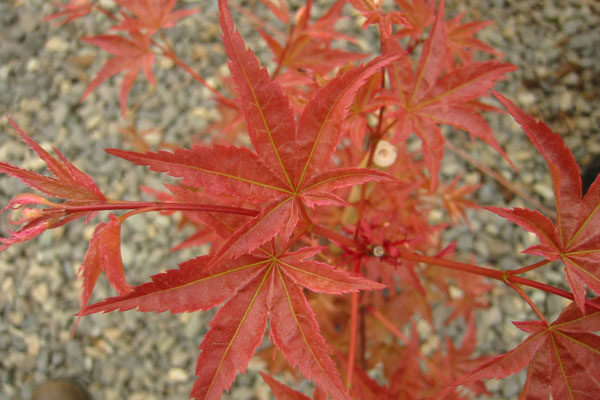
373;140;398;168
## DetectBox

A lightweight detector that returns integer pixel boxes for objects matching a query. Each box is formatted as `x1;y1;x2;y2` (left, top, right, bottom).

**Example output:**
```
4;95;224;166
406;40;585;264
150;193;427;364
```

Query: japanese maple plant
2;0;599;399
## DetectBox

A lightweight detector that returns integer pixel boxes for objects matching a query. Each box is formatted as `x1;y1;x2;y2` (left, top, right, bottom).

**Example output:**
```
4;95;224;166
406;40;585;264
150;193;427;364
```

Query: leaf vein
203;263;273;399
276;265;346;399
549;331;576;399
233;44;295;190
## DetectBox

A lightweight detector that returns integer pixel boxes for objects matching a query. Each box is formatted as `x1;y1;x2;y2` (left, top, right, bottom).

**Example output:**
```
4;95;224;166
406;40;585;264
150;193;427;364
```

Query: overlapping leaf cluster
2;0;600;399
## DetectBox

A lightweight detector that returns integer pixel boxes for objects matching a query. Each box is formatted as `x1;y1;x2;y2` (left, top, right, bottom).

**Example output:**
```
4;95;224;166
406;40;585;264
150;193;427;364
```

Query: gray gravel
1;0;599;399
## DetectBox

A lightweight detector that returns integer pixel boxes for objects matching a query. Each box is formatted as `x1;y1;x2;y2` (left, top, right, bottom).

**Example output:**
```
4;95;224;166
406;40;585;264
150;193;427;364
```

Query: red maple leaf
259;371;327;400
80;31;155;116
444;272;493;324
0;118;106;250
395;1;500;66
112;0;198;34
386;327;423;400
393;0;435;41
81;245;384;399
75;214;131;329
425;316;491;398
439;175;480;227
386;0;516;188
105;0;400;269
257;0;365;77
488;92;600;313
446;12;502;65
344;71;399;147
348;0;412;39
456;299;600;399
0;118;130;320
44;0;93;25
257;0;291;25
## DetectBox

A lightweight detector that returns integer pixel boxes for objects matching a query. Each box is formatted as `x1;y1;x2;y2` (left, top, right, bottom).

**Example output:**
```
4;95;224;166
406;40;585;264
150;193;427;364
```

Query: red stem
311;224;362;251
118;206;163;222
92;3;119;21
506;281;548;323
347;292;359;386
366;305;448;379
359;298;366;369
399;250;504;280
60;201;259;217
366;305;410;344
507;258;551;275
398;250;600;312
353;80;388;240
346;258;362;387
271;21;296;79
508;275;590;308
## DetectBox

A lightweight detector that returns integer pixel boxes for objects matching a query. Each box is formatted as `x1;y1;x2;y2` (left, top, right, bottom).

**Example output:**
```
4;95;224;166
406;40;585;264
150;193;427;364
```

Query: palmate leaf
439;175;480;227
44;0;93;25
456;300;600;399
426;316;491;398
81;32;155;116
258;0;291;25
258;0;364;76
75;214;131;328
259;371;328;400
343;71;396;147
0;118;107;250
259;371;312;400
488;92;600;313
387;0;516;188
393;0;435;41
331;346;399;400
81;245;384;400
44;0;93;26
446;12;501;65
348;0;412;39
112;0;198;34
0;118;105;202
0;119;131;325
107;0;399;268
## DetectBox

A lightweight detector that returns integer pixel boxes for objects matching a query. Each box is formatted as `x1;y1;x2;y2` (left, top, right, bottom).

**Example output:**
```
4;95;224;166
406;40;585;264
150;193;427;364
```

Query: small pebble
1;1;599;399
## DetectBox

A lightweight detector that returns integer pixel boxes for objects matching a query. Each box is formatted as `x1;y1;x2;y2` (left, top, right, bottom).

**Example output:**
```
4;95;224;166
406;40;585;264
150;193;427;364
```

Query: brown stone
32;379;91;400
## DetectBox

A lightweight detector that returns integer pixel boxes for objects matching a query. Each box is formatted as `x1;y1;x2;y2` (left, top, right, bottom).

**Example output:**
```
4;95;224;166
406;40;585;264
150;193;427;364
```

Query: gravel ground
0;0;599;399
